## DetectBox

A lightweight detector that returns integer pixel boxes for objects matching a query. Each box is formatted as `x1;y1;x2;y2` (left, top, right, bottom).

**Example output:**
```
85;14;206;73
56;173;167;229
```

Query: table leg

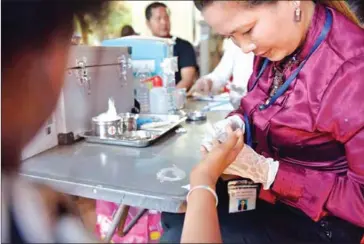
116;205;131;236
104;204;129;243
121;209;148;236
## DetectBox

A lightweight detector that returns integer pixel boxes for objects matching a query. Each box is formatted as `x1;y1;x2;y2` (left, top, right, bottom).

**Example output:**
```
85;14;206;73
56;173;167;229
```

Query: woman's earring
294;6;302;22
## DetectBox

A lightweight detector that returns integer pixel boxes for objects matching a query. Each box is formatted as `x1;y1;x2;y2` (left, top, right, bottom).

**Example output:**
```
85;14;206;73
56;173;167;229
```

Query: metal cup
119;113;138;133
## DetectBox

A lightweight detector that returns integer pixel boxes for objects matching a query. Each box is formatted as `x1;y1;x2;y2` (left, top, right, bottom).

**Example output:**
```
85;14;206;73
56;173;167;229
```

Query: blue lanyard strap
244;8;333;147
244;113;253;147
248;58;270;92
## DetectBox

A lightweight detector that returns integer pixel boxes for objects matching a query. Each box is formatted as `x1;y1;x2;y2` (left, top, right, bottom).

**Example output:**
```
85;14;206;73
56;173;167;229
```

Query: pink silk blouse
230;4;364;227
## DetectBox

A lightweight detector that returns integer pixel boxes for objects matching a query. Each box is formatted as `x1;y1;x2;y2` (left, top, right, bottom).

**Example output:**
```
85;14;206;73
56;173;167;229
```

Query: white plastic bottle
149;84;169;114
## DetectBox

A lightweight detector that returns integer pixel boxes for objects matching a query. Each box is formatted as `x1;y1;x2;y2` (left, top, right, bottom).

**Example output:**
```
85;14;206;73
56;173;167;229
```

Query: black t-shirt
173;37;197;84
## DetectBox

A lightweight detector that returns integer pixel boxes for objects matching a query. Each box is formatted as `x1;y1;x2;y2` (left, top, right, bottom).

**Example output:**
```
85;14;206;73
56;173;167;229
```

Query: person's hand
190;126;244;187
201;115;245;152
223;144;279;190
200;119;279;190
187;77;213;97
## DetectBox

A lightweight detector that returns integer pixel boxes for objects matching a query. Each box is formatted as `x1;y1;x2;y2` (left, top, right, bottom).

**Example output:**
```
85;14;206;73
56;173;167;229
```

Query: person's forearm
181;187;222;243
177;79;194;90
181;128;244;243
207;48;234;92
177;66;197;90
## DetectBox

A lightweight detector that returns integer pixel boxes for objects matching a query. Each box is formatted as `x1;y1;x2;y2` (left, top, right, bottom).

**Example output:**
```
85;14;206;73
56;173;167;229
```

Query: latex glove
191;127;244;188
187;76;213;96
227;83;246;109
223;144;279;190
201;115;245;152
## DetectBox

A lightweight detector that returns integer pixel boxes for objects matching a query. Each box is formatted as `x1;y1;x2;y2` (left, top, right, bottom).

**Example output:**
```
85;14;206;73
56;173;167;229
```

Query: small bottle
149;82;169;114
160;57;178;113
135;66;151;113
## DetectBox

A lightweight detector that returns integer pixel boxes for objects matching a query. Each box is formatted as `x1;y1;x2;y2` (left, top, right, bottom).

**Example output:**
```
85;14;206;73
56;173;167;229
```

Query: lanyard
244;8;333;147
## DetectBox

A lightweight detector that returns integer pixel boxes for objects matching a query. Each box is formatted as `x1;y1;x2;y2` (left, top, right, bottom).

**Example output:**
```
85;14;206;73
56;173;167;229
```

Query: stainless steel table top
20;101;230;213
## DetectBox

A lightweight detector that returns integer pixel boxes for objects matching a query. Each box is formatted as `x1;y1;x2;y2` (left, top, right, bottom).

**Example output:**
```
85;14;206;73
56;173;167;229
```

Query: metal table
20;101;230;241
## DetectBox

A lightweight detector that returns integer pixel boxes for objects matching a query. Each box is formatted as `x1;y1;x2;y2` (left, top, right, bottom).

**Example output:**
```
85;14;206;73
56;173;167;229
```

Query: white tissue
94;98;120;122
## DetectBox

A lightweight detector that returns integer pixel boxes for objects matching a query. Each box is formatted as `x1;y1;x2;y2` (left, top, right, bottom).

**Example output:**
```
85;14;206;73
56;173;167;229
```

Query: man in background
145;2;197;90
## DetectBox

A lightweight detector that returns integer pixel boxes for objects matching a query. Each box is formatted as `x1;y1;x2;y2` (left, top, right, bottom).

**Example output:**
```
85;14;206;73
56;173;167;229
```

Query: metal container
119;113;138;132
56;46;134;142
80;113;187;148
187;111;207;121
92;117;122;138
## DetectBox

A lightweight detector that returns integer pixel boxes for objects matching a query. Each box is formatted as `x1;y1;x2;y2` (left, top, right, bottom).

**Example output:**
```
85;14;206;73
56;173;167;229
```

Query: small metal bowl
187;110;207;121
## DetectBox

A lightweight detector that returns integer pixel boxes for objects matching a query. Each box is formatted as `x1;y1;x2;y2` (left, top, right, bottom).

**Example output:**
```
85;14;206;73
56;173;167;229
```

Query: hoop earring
294;6;302;22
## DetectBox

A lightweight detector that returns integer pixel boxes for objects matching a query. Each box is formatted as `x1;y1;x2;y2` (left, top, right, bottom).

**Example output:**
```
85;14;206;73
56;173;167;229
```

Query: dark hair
2;0;106;172
121;25;137;37
2;1;105;68
145;2;168;20
194;0;361;26
194;0;267;11
194;0;213;11
348;0;364;23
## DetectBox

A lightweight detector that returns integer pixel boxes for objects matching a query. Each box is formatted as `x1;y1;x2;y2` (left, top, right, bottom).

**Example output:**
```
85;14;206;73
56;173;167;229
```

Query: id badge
228;179;259;213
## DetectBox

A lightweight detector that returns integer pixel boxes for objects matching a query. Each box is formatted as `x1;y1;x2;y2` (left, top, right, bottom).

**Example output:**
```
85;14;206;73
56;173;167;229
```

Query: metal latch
117;55;132;86
75;57;91;94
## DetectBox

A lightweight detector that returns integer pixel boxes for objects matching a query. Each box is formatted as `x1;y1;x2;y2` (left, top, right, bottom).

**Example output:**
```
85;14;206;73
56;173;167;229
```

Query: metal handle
76;57;91;94
118;55;132;86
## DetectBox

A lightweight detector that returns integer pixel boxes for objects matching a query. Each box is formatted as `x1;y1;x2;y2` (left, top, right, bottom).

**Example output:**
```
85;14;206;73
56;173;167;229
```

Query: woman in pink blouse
163;1;364;243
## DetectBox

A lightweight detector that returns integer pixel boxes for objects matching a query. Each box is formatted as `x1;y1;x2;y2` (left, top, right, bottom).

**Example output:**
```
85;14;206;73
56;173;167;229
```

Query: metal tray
79;113;187;147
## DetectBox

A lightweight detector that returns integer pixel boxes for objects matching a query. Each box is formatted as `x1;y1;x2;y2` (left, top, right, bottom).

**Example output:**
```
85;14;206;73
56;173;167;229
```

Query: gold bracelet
186;185;218;207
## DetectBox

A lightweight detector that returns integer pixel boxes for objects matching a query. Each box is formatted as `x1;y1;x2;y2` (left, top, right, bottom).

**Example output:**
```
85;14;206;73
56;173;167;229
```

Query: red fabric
258;189;277;204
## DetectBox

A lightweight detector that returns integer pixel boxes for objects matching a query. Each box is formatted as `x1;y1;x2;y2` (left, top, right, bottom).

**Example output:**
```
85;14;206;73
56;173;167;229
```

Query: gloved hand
227;83;246;109
223;144;279;190
187;76;213;96
201;115;245;152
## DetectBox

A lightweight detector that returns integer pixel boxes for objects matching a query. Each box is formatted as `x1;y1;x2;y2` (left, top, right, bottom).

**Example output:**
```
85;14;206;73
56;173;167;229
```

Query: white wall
125;1;196;43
